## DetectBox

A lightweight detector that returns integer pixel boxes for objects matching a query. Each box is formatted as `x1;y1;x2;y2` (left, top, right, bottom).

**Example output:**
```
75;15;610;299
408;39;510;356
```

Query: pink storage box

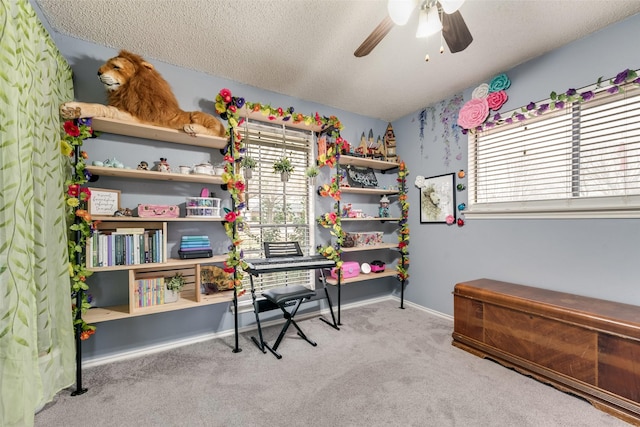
331;261;360;280
137;204;179;218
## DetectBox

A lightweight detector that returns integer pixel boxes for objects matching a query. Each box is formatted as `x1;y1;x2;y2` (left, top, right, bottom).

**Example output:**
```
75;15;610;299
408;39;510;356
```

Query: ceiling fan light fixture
415;6;442;38
439;0;465;14
387;0;417;26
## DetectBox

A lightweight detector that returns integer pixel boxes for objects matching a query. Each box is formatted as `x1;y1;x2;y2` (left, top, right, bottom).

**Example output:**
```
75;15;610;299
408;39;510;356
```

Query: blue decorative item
458;203;466;211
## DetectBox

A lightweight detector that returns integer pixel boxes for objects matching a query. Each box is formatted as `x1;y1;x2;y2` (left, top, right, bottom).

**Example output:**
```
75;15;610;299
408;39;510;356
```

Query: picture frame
419;173;455;223
87;187;121;216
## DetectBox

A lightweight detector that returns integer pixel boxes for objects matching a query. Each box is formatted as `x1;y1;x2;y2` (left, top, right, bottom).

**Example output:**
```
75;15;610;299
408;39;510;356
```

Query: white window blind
468;85;640;218
238;120;315;293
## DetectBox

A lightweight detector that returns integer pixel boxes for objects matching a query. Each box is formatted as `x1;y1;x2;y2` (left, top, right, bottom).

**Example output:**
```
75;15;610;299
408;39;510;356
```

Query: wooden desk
452;278;640;425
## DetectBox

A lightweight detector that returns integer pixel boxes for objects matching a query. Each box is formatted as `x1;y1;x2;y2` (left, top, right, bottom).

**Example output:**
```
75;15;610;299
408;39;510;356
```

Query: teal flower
488;73;511;93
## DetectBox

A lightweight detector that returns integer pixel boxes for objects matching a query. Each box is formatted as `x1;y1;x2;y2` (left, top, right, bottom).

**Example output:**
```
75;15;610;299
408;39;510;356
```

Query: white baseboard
82;296;449;368
389;296;453;321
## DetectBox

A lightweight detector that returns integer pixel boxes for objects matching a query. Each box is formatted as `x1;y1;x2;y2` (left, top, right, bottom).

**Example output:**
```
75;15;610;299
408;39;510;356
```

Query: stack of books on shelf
134;277;165;308
178;235;213;259
88;227;164;268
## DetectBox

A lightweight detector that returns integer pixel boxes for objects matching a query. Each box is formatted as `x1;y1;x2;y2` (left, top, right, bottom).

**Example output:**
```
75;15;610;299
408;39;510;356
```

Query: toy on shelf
137;161;149;170
153;158;171;173
378;195;390;218
356;129;385;159
384;123;397;162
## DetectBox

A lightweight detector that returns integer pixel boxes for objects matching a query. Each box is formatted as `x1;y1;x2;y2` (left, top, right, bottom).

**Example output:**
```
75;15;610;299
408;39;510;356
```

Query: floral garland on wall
457;68;640;134
61;118;97;340
214;90;350;282
215;91;411;283
396;161;410;281
214;89;249;295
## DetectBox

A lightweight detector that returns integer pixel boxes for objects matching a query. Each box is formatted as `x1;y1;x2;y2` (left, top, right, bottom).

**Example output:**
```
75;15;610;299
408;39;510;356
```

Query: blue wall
40;17;401;361
393;12;640;316
32;0;640;361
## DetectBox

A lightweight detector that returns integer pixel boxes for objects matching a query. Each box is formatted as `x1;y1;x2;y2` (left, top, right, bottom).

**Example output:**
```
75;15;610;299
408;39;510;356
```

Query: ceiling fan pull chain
439;8;445;54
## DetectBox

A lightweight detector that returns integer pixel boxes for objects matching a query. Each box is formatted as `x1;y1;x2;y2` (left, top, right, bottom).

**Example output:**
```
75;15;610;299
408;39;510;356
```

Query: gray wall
393;12;640;316
39;14;399;362
32;0;640;361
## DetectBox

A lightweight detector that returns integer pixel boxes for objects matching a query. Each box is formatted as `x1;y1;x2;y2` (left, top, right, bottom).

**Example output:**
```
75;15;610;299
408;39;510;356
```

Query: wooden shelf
338;155;399;171
340;187;399;195
83;289;235;323
88;255;227;272
91;117;227;149
326;269;397;286
86;165;225;184
341;243;399;252
341;217;402;222
90;216;224;222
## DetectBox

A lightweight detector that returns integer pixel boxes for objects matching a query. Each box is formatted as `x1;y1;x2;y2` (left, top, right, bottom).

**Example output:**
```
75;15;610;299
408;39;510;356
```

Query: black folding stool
249;241;334;359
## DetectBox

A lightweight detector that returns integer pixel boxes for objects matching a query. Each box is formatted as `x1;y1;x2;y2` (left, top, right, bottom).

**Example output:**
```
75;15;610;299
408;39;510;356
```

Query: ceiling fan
354;0;473;58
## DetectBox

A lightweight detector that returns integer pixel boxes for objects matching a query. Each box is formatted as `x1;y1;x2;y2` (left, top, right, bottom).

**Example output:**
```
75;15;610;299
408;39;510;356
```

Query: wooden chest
452;278;640;425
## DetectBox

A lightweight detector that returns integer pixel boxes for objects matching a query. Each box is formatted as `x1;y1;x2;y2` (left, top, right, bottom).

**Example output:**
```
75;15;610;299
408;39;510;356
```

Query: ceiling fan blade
441;10;473;53
354;15;395;57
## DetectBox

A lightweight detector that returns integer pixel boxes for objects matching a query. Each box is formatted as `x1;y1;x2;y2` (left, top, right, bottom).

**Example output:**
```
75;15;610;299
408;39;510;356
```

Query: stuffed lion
60;50;226;137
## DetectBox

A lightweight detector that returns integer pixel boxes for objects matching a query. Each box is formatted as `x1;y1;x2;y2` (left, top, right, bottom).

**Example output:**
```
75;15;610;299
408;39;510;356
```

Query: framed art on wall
419;173;455;223
87;187;121;216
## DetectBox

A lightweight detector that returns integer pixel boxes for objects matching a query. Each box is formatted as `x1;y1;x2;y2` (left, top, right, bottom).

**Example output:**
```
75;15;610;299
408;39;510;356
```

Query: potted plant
241;155;257;180
305;165;320;185
273;156;294;182
165;273;186;303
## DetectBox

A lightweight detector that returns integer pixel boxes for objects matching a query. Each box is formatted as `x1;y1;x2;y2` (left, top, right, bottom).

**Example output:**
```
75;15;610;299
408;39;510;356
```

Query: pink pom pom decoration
446;215;455;225
487;90;508;111
457;98;489;130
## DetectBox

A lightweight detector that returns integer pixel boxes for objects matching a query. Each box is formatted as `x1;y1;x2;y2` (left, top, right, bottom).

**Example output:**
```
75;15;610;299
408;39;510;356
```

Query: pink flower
457;98;489;130
224;211;237;223
486;90;508;111
219;88;232;103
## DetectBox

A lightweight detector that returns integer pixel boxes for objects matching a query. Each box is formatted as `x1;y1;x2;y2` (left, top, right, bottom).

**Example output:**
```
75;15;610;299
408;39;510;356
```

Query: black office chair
249;241;332;359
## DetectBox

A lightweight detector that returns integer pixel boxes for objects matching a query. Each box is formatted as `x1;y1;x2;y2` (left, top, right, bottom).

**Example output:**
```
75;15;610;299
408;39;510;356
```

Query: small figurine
384;123;397;161
113;207;133;217
154;157;171;173
378;195;390;218
137;161;149;170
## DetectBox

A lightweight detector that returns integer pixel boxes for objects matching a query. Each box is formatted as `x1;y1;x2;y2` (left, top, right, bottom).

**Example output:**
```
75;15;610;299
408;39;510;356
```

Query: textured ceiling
35;0;640;122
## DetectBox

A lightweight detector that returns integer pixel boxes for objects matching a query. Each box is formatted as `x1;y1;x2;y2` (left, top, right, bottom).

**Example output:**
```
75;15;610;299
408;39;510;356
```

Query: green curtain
0;1;76;426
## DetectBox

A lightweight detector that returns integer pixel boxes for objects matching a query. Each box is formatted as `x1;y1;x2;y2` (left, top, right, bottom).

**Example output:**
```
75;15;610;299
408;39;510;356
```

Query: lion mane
60;50;225;138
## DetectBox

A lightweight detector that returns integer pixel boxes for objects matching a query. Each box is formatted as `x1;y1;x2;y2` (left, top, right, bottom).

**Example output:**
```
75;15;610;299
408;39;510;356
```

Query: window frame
467;80;640;220
235;119;317;298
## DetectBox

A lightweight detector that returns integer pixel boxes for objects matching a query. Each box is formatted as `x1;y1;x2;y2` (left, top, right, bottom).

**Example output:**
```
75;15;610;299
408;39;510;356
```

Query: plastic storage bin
185;197;221;218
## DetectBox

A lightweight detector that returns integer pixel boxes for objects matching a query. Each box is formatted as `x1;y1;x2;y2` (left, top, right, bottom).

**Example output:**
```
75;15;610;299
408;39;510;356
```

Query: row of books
88;228;164;268
133;277;167;308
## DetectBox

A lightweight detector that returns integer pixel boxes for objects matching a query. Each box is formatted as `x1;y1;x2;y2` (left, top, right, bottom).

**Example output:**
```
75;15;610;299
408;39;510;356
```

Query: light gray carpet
36;299;629;426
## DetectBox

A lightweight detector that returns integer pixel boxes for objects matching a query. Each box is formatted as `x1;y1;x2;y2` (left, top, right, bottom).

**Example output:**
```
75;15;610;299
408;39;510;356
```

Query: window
237;120;316;293
468;83;640;218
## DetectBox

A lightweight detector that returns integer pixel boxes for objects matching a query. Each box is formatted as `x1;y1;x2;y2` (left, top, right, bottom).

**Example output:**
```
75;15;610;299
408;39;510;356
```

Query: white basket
185;197;221;218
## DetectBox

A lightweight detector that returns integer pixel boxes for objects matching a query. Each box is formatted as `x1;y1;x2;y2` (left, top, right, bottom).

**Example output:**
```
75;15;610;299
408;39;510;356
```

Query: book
181;235;209;241
114;227;145;234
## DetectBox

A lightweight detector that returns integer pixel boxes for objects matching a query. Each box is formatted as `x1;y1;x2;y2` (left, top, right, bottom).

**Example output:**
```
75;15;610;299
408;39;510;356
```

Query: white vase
281;172;289;182
165;289;180;303
244;168;253;180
